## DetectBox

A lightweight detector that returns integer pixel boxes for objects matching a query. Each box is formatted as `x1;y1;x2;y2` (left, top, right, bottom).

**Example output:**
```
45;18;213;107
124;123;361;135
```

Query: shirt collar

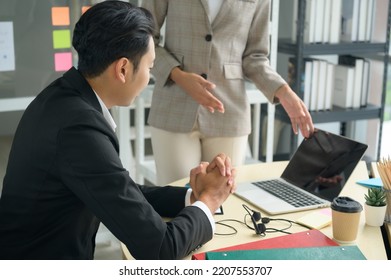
93;91;117;132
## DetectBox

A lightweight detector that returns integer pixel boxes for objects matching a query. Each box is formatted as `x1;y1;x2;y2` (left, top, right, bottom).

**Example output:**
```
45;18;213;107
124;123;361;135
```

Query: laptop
235;128;368;215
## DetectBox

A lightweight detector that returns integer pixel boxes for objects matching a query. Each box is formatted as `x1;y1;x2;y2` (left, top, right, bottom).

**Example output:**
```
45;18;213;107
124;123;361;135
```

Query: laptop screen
281;128;368;201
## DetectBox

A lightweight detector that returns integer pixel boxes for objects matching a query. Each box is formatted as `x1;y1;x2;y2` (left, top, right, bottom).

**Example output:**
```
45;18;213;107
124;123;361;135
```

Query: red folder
192;229;338;260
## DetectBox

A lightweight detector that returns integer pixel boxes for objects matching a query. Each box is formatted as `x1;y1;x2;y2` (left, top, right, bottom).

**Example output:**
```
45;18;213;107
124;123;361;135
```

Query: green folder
205;245;366;260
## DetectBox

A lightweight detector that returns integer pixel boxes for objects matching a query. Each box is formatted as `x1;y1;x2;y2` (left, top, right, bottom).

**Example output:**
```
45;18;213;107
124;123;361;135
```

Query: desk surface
121;161;387;260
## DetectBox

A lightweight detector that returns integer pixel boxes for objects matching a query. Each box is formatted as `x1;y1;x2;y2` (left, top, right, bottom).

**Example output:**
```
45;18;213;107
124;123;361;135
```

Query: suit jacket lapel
211;0;234;29
199;0;209;17
200;0;216;29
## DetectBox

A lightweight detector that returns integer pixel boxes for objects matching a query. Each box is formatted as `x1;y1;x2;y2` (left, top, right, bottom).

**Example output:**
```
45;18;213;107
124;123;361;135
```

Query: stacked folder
192;229;366;260
205;245;366;260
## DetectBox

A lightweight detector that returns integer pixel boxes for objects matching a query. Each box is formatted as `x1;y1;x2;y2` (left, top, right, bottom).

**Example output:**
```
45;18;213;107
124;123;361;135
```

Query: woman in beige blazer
142;0;314;185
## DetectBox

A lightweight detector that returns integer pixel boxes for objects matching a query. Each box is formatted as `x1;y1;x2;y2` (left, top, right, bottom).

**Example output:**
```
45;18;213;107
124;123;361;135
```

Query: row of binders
288;55;370;112
292;0;376;44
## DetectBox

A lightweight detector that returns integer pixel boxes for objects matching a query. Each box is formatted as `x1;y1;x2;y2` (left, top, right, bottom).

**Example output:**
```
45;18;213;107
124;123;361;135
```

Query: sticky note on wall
54;52;72;72
82;6;91;14
53;30;71;49
52;7;70;26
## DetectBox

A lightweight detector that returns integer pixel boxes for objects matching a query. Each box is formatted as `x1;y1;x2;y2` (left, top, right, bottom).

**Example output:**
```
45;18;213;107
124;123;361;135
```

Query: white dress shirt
207;0;223;22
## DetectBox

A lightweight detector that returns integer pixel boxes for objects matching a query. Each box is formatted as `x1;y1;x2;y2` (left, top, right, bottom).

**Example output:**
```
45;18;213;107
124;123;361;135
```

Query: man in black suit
0;1;235;260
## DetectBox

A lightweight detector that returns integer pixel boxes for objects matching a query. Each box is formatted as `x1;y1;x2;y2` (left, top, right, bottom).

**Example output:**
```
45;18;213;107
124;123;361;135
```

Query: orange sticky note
52;7;70;26
82;6;91;14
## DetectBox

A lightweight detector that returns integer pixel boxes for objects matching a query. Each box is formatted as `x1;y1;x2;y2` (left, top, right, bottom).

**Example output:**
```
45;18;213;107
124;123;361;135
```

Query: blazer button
200;73;208;79
205;34;212;41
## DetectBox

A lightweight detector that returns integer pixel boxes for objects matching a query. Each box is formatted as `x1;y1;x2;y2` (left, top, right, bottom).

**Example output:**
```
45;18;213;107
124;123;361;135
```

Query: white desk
122;161;387;260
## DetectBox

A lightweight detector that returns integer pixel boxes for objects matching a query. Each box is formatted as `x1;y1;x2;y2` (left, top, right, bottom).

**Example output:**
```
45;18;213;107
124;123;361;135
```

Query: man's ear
115;57;133;83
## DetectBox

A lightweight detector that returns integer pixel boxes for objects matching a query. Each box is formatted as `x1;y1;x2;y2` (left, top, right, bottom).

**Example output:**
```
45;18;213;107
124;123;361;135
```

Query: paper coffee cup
331;196;363;243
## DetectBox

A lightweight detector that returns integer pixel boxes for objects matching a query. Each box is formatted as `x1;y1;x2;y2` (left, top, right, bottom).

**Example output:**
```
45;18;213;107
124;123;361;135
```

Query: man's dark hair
72;0;155;78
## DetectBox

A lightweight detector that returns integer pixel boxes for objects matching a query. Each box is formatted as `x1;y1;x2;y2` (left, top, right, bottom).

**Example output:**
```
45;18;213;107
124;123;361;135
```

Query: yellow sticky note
52;7;70;26
53;30;71;49
296;210;332;229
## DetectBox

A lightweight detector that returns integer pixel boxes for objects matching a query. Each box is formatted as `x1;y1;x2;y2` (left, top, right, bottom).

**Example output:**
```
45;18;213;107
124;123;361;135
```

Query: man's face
120;37;155;106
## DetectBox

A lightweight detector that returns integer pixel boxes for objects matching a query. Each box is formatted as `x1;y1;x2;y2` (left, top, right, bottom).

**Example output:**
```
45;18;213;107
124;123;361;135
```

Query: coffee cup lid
331;196;363;213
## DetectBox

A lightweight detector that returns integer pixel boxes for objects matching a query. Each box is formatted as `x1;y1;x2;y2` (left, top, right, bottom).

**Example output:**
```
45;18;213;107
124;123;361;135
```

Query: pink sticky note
54;52;72;72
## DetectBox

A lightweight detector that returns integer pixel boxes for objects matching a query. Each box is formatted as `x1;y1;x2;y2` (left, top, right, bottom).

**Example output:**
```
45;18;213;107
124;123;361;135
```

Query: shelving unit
276;0;391;161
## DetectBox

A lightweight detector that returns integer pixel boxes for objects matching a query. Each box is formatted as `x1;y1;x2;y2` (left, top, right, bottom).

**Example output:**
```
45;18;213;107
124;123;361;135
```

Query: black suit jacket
0;67;212;260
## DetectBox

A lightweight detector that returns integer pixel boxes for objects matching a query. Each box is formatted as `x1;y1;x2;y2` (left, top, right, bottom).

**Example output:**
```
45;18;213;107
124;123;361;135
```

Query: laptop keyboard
252;179;324;208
